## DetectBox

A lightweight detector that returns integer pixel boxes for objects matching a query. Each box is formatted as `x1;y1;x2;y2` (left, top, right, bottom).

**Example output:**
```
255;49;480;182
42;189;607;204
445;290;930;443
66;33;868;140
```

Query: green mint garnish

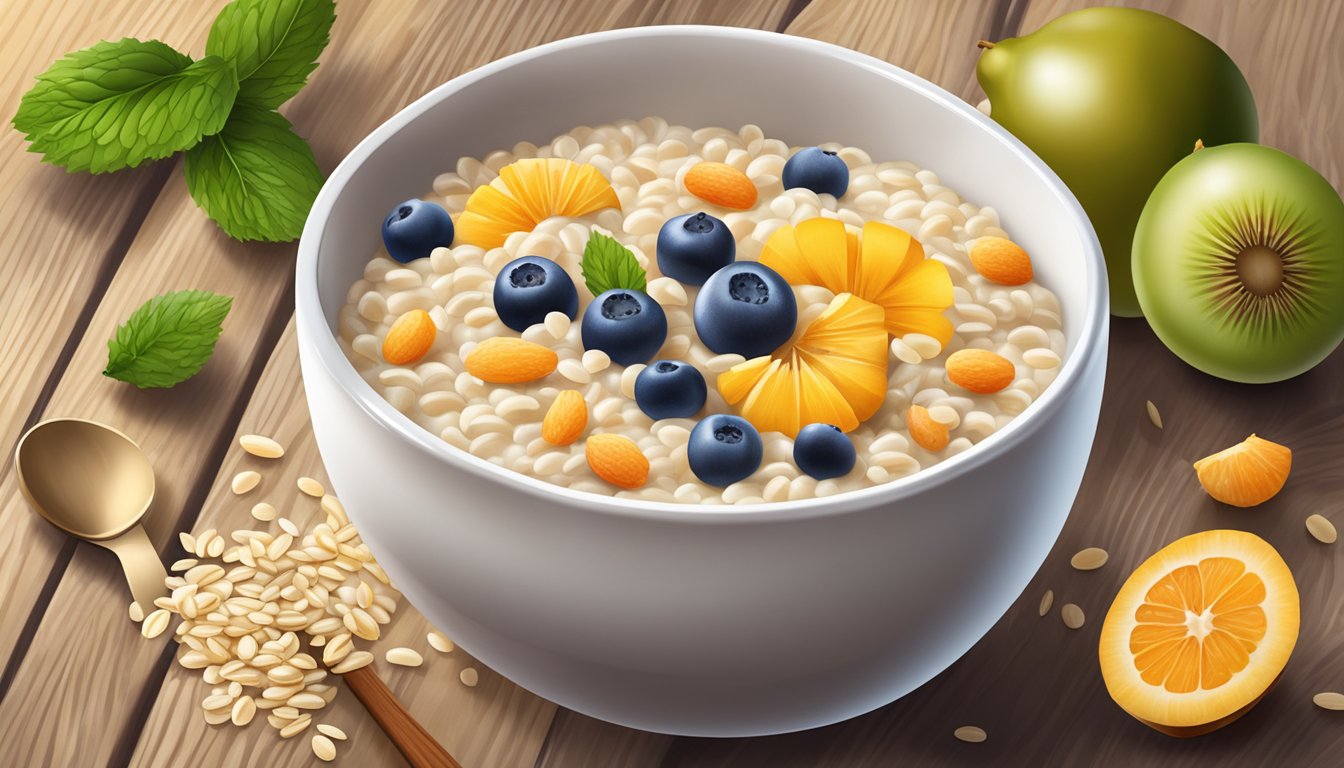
185;106;323;242
104;290;234;389
12;39;237;174
206;0;337;109
580;230;648;296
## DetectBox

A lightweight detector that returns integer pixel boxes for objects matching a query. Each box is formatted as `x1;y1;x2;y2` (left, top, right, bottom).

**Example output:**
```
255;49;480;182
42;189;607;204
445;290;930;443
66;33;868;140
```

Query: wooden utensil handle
341;665;462;768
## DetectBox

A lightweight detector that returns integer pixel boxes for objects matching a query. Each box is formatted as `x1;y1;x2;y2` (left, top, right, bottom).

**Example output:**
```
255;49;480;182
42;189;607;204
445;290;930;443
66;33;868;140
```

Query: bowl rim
296;24;1107;525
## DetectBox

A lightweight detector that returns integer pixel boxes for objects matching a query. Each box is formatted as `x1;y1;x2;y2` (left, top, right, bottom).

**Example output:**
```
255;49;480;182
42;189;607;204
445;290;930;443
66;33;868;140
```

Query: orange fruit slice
1193;435;1292;508
717;292;888;437
759;218;954;344
1099;530;1299;737
456;158;620;248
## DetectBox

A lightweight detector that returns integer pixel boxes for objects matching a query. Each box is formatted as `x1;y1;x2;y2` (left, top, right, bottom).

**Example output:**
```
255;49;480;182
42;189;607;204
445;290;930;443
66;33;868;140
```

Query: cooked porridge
338;117;1066;505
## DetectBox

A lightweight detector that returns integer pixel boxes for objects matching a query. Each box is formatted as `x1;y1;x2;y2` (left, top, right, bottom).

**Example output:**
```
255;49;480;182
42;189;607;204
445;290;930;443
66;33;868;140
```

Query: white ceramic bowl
296;26;1107;737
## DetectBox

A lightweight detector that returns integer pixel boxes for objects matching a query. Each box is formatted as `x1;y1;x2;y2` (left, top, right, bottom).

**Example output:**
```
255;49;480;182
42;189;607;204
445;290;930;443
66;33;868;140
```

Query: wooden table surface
1;0;1340;765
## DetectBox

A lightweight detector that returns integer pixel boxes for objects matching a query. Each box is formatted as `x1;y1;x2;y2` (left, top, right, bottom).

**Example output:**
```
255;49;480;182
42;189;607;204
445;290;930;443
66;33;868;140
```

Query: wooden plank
661;1;1344;766
784;0;1010;107
0;1;804;766
534;710;675;768
0;0;232;608
130;323;557;768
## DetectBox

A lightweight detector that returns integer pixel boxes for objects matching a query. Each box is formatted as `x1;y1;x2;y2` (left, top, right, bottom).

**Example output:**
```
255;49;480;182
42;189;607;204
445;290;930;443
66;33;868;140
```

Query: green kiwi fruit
1133;142;1344;383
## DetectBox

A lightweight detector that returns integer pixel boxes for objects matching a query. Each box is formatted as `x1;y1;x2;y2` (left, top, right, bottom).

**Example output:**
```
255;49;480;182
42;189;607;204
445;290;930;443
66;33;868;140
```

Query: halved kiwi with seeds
1133;142;1344;383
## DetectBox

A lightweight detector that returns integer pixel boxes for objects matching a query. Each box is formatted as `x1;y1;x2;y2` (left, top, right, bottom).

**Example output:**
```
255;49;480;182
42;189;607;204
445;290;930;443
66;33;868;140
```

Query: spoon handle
102;524;168;613
340;664;462;768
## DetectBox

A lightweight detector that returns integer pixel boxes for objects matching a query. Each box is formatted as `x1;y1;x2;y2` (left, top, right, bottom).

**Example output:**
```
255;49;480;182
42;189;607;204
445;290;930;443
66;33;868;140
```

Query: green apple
976;7;1258;316
1133;143;1344;383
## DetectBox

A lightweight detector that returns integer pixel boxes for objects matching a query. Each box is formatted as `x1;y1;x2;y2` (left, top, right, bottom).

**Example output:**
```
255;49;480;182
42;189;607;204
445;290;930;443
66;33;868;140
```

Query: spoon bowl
16;418;166;611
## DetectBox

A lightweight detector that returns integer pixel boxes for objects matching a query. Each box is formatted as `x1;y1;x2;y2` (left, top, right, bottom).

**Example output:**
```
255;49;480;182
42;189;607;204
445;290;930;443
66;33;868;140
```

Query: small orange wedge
1099;530;1299;737
456;158;620;248
1193;435;1291;508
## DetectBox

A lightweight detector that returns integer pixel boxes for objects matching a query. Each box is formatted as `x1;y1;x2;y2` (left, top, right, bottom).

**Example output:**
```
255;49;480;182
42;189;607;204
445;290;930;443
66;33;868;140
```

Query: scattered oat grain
231;470;261;495
954;726;987;743
312;733;337;762
1061;603;1085;630
1146;400;1163;429
1070;547;1108;571
460;667;479;687
128;601;145;623
141;609;170;639
1307;514;1337;544
317;723;347;741
1313;692;1344;710
240;434;285;459
251;502;277;522
298;476;325;497
332;651;374;674
386;647;423;667
427;632;454;654
1038;590;1054;617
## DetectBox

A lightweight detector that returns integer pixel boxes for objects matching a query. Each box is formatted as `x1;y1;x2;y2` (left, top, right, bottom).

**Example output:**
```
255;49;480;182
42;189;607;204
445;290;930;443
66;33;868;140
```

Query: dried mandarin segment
464;338;558;383
1193;434;1292;508
683;161;758;210
585;434;649;489
382;310;436;365
907;404;950;452
542;390;588;446
945;348;1015;394
970;236;1034;286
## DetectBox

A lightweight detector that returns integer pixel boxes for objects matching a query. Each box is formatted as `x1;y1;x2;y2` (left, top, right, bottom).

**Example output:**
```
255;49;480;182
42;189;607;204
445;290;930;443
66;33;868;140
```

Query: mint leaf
184;106;324;242
104;290;233;388
581;231;647;296
207;0;336;108
13;39;238;173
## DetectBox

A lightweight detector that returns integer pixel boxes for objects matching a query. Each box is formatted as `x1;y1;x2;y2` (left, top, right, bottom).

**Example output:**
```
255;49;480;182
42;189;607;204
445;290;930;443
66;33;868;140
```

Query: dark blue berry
581;289;667;366
635;360;707;420
656;212;736;285
782;147;849;198
694;262;797;358
688;414;763;487
492;256;579;332
381;199;454;263
793;423;857;480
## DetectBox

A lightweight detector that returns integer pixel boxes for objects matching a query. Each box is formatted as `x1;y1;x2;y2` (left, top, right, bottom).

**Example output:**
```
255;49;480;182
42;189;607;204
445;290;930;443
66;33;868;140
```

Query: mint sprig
104;290;233;388
206;0;337;109
12;0;336;241
581;231;647;296
185;106;323;242
12;39;238;174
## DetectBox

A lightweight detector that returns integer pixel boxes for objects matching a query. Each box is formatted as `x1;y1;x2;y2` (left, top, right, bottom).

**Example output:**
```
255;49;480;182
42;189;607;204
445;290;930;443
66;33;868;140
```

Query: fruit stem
976;40;996;50
1194;138;1205;152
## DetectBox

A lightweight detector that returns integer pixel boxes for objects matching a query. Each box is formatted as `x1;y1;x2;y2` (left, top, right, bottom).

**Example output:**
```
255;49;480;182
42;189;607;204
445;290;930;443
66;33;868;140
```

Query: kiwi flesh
1132;143;1344;383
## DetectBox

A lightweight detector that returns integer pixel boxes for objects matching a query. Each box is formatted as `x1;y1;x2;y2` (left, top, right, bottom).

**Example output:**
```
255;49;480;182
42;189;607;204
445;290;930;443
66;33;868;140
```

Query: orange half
1099;530;1299;737
456;158;620;248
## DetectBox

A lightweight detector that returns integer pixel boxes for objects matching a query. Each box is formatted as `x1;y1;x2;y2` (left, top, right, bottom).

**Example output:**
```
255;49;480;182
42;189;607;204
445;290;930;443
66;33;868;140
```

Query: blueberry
688;414;763;487
656;212;736;285
693;262;797;358
581;289;667;366
492;256;579;332
635;360;707;420
381;199;454;263
782;147;849;198
793;423;856;480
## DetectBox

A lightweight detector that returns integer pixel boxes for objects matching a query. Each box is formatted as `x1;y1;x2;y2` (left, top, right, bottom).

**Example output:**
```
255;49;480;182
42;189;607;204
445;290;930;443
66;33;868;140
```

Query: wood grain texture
660;1;1344;766
786;0;1010;107
0;0;231;607
0;0;228;456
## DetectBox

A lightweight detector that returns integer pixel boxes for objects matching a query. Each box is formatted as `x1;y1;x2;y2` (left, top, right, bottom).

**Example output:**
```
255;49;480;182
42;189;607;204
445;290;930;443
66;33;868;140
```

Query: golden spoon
15;418;167;613
16;418;460;767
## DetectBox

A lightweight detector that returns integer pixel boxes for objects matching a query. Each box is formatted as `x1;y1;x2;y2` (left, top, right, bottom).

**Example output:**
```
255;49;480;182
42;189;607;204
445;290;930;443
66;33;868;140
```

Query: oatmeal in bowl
338;117;1065;505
